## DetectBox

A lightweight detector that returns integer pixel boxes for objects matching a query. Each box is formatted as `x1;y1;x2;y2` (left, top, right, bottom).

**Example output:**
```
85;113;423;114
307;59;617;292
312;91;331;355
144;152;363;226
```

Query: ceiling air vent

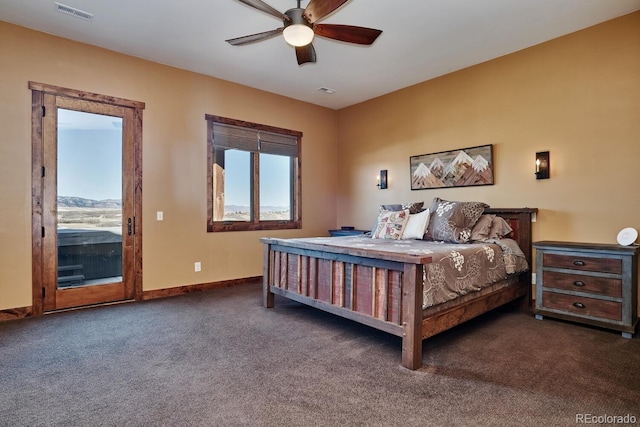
54;2;94;21
317;87;336;95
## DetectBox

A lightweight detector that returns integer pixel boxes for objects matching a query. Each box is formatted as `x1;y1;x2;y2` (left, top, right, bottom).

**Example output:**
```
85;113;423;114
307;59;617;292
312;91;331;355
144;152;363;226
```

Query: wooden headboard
484;208;538;289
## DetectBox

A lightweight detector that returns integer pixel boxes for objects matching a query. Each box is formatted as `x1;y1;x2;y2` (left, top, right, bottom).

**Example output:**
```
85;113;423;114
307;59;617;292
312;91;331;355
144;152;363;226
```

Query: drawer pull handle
573;281;586;287
573;302;586;309
573;260;586;266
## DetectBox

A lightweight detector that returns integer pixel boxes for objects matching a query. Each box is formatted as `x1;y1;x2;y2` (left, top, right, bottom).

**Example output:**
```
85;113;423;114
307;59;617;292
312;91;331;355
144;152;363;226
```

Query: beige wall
0;21;338;310
336;13;640;247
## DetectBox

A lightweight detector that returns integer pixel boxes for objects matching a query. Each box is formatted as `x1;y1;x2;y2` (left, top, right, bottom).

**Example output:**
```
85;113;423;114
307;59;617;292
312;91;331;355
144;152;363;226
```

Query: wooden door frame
30;82;145;315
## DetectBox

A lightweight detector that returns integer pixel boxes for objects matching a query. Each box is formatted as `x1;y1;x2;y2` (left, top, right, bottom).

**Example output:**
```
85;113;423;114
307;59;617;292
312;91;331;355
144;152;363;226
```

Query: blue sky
57;109;122;200
224;150;290;208
259;153;291;208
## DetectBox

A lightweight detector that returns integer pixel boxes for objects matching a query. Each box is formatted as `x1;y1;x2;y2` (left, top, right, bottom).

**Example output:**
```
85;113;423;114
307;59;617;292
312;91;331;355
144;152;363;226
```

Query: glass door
42;95;135;311
56;109;123;288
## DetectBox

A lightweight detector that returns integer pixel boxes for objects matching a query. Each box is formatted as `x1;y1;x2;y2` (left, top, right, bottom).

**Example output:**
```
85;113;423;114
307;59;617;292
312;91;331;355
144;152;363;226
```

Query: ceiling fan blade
313;24;382;45
295;44;316;65
236;0;290;21
226;28;283;46
303;0;349;24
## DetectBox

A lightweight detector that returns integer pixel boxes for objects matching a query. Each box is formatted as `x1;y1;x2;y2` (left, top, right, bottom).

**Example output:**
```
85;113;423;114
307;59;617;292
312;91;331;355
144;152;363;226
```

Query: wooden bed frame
261;208;537;370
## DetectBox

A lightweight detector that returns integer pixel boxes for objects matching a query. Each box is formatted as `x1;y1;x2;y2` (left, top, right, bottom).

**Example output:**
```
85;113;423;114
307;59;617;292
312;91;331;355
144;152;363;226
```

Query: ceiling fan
226;0;382;65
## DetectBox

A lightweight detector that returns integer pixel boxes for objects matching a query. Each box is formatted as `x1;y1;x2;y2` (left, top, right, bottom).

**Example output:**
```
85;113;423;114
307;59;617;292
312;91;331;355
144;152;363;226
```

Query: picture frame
410;144;494;190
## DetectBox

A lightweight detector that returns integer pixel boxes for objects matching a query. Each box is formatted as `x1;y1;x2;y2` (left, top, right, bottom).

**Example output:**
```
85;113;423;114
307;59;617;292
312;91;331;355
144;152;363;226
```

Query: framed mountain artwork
410;144;494;190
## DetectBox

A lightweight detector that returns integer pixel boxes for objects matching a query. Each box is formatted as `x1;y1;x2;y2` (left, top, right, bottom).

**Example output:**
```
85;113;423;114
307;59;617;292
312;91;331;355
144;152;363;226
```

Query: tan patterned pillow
401;202;424;214
426;198;489;243
488;216;513;239
372;209;410;240
470;214;495;241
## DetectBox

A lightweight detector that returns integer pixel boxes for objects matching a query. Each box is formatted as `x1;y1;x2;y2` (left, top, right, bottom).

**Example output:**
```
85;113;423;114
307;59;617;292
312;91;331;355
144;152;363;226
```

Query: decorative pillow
488;216;513;239
372;209;410;240
470;214;495;241
371;202;425;236
426;197;489;243
402;209;430;240
380;202;424;214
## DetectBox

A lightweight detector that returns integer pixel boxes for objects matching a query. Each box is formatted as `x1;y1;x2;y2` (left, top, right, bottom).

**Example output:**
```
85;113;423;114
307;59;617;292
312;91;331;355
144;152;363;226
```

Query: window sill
207;221;301;233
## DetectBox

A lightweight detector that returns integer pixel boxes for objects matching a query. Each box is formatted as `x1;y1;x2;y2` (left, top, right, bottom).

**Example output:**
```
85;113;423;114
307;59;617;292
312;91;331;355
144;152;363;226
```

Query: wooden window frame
206;114;302;232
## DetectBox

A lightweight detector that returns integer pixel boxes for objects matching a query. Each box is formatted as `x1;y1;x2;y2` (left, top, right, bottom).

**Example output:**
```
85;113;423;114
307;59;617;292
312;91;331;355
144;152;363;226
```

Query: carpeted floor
1;282;639;427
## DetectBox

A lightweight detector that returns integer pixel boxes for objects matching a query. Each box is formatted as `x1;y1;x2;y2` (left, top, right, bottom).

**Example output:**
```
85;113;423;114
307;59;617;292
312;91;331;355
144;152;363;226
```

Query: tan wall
336;13;640;247
0;21;338;310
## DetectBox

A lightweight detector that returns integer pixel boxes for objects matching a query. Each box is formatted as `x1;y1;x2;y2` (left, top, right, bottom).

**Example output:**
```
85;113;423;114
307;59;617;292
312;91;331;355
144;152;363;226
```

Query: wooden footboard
262;208;536;370
262;238;429;369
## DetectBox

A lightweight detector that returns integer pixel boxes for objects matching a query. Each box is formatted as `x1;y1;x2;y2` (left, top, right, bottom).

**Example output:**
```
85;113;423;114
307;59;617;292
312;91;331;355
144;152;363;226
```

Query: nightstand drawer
542;271;622;298
542;253;621;274
541;291;622;322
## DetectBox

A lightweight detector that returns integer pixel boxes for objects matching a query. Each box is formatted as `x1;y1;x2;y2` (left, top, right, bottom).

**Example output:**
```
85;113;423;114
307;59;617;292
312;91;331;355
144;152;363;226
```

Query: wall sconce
377;170;388;189
535;151;550;179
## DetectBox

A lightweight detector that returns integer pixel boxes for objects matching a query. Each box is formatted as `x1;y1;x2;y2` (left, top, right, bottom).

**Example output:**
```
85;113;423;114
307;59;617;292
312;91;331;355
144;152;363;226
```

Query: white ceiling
1;0;639;109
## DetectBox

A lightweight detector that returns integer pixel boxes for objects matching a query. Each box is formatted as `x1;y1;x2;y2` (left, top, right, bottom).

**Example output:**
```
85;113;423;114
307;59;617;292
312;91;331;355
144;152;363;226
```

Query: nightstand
533;241;639;338
328;228;368;237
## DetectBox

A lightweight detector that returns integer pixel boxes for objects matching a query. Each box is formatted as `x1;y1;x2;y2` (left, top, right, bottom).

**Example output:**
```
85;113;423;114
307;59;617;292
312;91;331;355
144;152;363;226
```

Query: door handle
127;218;132;236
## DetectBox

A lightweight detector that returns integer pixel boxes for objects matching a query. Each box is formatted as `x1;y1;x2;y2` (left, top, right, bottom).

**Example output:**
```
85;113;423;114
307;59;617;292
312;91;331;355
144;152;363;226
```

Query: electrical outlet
531;272;536;284
194;262;201;272
157;211;163;221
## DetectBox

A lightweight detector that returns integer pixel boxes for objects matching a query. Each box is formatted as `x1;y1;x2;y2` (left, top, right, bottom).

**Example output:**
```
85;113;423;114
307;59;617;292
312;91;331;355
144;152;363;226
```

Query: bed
261;207;536;370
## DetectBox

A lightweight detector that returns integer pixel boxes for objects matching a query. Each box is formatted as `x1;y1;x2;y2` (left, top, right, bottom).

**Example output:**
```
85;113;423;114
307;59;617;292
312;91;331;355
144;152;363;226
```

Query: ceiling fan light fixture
283;24;314;47
283;7;314;47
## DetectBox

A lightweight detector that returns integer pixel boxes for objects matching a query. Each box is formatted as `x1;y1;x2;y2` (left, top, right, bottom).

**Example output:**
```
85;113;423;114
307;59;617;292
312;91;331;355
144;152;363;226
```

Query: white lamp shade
283;25;314;47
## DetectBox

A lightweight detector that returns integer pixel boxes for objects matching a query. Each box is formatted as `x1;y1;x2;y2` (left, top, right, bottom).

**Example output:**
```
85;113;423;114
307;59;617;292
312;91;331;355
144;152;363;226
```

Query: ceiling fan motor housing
284;8;312;29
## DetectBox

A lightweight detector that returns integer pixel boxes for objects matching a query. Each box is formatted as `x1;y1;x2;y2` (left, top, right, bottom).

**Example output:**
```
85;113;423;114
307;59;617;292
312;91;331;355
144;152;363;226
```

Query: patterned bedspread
285;236;528;308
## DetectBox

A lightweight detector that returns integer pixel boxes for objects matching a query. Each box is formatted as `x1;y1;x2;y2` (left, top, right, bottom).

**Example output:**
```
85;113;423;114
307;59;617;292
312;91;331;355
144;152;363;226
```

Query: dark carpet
1;283;639;426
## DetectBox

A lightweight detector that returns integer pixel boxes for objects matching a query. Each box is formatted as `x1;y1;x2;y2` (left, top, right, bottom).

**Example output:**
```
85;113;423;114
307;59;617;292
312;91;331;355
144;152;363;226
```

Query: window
206;115;302;232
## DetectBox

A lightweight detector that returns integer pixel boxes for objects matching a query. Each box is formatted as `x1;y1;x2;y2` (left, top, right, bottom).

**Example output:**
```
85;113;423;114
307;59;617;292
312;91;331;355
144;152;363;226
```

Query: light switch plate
157;211;163;221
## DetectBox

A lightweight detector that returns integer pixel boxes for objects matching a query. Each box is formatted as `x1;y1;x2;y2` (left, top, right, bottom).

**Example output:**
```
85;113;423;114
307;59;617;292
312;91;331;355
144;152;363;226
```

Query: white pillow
402;209;430;240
